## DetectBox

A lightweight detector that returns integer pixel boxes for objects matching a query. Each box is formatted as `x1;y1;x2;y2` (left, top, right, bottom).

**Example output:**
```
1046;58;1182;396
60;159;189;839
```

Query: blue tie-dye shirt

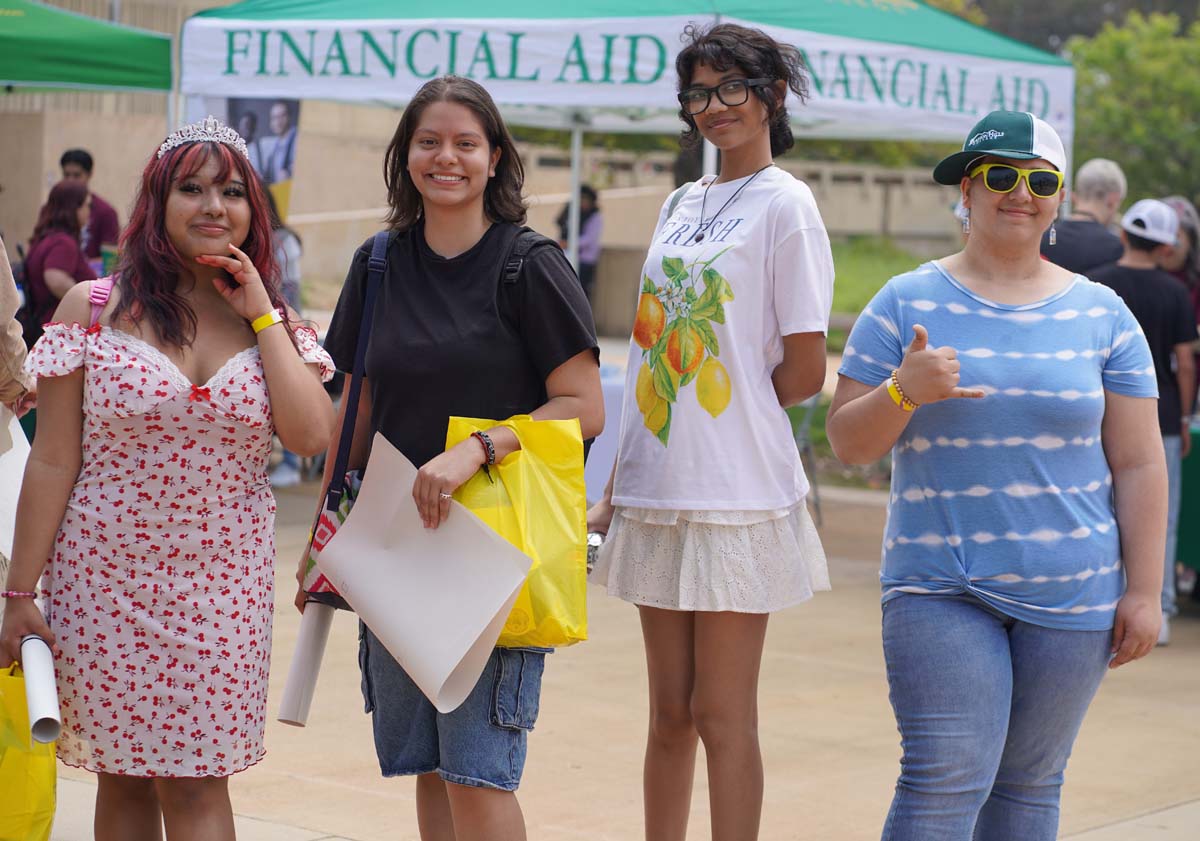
839;261;1157;630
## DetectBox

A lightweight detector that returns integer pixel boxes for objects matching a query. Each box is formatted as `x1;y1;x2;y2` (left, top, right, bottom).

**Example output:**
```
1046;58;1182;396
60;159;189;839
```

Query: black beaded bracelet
471;430;497;482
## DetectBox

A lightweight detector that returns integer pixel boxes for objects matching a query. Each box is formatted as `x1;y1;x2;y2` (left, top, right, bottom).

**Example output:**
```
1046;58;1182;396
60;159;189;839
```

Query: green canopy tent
0;0;171;93
180;0;1073;261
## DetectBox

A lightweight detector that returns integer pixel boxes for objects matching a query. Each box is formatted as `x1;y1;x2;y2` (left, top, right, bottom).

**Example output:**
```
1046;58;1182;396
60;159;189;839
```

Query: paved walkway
50;484;1200;839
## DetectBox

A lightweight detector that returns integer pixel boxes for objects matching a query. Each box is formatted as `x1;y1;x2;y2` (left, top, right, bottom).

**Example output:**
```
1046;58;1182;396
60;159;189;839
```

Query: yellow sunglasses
968;163;1064;198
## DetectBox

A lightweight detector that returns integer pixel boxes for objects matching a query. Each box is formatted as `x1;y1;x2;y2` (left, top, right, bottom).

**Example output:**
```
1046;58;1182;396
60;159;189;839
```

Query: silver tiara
157;115;249;160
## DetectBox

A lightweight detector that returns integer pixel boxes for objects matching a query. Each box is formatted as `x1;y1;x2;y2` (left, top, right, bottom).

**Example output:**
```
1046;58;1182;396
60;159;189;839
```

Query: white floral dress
24;319;332;777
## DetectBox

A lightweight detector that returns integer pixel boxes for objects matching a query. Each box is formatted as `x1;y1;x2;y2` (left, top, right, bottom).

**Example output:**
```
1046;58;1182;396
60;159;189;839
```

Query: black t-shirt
1090;263;1197;434
1041;219;1123;276
324;221;599;468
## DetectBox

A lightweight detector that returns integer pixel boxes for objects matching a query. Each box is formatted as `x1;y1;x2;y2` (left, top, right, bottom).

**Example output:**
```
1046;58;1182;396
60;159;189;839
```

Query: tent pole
568;117;584;270
166;29;178;132
702;138;718;177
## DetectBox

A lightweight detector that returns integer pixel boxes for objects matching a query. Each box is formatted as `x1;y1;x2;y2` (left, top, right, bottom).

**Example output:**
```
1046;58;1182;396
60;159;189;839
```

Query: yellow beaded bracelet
251;309;283;334
887;369;918;412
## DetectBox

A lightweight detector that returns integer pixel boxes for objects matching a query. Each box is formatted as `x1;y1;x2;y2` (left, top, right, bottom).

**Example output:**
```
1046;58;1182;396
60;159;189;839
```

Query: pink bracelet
1;590;36;599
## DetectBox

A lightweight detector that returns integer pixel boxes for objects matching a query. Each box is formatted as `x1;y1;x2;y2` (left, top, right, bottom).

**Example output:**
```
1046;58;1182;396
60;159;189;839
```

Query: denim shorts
358;623;547;791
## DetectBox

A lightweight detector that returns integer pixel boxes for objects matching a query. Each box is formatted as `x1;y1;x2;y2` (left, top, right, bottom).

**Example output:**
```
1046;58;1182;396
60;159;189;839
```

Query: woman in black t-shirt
304;76;602;840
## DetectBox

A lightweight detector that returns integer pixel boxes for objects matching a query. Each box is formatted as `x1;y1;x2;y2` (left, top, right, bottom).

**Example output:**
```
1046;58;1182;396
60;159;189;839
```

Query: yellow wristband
251;309;283;334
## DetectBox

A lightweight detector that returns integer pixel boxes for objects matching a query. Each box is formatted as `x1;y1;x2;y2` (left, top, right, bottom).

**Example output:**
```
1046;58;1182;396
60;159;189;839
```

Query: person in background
830;110;1163;840
556;184;603;301
60;148;121;262
265;188;306;487
1040;157;1125;275
237;111;266;177
1090;199;1196;646
22;181;96;349
263;101;298;184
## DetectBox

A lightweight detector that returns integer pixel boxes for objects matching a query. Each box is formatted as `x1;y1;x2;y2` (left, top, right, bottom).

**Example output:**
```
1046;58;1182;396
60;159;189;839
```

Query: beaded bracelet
471;430;496;482
887;369;919;412
2;590;37;599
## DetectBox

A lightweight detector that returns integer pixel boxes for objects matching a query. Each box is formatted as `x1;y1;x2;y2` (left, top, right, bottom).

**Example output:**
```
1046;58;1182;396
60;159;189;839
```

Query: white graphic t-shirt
611;166;834;510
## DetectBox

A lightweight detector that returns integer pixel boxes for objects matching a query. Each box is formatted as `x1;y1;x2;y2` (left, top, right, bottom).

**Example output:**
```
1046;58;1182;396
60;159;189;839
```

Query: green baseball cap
933;110;1067;185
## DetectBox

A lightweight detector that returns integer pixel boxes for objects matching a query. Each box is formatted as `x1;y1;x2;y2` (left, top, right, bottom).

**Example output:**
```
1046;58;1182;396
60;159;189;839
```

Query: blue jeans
1163;434;1181;617
881;593;1111;841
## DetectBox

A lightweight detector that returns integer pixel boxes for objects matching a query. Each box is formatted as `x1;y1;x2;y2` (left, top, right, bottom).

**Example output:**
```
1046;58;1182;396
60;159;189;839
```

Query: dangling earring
1049;223;1057;246
962;208;970;234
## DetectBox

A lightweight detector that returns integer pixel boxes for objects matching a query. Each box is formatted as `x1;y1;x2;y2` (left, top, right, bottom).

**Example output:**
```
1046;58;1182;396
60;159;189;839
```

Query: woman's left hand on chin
195;243;275;322
412;438;486;530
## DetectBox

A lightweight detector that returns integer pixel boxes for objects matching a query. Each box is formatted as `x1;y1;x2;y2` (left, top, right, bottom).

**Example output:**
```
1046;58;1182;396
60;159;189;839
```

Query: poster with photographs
183;96;301;221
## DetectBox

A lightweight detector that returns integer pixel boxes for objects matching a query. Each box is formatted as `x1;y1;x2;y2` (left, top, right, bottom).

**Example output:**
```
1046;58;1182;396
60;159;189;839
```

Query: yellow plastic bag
447;415;588;648
0;664;56;841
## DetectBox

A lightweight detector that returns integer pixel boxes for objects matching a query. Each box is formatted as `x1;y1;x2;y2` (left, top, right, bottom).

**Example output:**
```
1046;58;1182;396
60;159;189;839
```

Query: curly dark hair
383;75;526;231
675;23;809;158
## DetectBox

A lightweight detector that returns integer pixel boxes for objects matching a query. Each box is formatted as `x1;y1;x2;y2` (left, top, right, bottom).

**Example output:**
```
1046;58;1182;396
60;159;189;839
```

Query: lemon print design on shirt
632;249;734;445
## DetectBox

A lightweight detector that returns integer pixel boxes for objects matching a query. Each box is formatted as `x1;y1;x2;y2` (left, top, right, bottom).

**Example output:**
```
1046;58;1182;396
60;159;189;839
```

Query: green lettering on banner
465;32;498;79
224;29;251;75
890;58;914;107
320;30;354;76
556;34;592;82
917;62;929;108
830;53;855;100
360;30;399;78
957;67;973;114
600;34;618;83
407;28;439;78
857;55;886;103
988;75;1008;111
447;30;461;74
278;30;316;76
624;34;665;84
931;65;953;112
1025;78;1049;117
256;30;270;76
504;32;539;81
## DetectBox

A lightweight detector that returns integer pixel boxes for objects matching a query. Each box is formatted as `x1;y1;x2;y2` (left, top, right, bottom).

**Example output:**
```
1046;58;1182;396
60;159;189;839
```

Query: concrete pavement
51;485;1200;840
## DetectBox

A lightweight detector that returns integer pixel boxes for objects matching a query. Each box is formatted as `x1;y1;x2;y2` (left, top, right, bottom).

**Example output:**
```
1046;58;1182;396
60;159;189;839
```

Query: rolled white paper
277;601;335;727
20;635;61;743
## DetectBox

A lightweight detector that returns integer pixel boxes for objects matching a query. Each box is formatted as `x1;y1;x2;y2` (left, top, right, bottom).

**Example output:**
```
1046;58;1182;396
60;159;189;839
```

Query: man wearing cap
1090;199;1196;645
1040;159;1126;275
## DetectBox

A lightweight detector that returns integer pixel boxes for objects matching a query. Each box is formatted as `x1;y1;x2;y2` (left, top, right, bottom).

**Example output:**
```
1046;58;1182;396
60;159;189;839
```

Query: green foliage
831;236;925;315
1069;12;1200;205
924;0;988;27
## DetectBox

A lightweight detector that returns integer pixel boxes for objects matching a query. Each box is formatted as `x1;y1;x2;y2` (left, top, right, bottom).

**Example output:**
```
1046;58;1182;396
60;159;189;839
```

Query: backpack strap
88;277;114;327
666;181;695;220
324;231;390;511
501;228;558;286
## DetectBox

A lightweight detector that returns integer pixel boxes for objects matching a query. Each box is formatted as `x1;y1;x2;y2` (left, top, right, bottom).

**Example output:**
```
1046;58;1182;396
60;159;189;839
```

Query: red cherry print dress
24;316;332;777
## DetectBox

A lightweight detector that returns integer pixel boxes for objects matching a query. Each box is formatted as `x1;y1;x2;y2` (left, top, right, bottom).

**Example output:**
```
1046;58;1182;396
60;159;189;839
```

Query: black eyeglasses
678;78;773;115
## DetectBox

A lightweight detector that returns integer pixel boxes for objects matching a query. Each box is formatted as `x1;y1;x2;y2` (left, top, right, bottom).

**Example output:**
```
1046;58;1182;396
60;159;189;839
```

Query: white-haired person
828;111;1164;840
1040;156;1126;274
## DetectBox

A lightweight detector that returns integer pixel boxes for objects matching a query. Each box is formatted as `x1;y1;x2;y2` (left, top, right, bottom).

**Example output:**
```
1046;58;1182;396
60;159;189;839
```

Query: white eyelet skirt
590;502;830;613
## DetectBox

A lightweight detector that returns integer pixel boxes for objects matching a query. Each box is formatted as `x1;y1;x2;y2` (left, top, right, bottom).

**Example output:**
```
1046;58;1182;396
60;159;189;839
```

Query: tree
972;1;1197;51
924;0;988;27
1068;12;1200;204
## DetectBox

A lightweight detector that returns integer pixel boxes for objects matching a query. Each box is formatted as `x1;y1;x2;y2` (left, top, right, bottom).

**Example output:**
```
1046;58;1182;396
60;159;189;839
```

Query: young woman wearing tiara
0;117;335;839
589;24;834;841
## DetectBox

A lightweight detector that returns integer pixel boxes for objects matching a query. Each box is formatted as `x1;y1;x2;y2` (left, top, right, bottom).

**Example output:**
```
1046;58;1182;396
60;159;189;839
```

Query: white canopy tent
181;0;1074;263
